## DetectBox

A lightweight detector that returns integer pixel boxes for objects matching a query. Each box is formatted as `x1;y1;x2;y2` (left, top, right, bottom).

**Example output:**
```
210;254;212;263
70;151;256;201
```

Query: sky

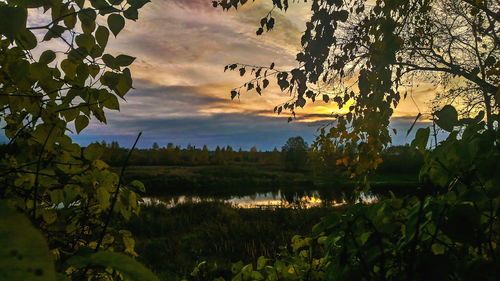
24;0;436;150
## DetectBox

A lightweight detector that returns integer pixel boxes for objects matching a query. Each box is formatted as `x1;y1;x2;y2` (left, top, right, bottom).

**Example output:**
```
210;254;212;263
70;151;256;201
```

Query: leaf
42;209;57;224
102;54;118;69
263;79;269;88
129;180;146;193
323;94;329;103
63;7;77;29
95;26;110;48
43;25;65;41
15;29;37;50
434;105;458;132
67;251;159;281
96;186;111;209
0;6;27;39
115;68;133;96
0;201;57;281
296;97;306;108
230;90;238;100
61;59;77;78
83;143;104;161
256;256;267;270
337;10;349;22
127;0;150;9
124;7;139;20
75;115;89;134
115;55;136;66
431;243;445;255
75;34;95;52
411;127;430;151
39;50;56;64
108;14;125;37
78;8;97;34
102;93;120;110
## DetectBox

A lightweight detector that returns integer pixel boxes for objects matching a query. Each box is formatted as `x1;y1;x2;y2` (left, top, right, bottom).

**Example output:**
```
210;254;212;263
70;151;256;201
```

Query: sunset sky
30;0;435;150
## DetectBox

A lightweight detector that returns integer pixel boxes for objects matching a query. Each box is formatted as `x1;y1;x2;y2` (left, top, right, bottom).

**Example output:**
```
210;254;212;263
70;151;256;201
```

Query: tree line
92;137;423;176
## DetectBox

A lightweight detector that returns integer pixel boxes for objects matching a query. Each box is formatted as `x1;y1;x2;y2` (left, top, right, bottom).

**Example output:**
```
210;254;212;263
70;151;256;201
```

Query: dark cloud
130;79;226;105
74;110;436;150
78;112;322;150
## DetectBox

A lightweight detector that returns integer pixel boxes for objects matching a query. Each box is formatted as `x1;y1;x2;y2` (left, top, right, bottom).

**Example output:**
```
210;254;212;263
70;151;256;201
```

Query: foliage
0;0;154;280
209;0;499;280
281;136;309;171
218;0;498;180
124;201;333;281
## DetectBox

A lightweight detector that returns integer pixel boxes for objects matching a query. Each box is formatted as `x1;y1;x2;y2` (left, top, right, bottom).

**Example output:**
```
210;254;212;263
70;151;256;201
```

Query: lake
143;189;378;209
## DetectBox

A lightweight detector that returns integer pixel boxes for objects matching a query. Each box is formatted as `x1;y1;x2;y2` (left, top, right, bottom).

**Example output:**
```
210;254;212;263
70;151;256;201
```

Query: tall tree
209;1;499;280
282;136;309;171
218;0;498;177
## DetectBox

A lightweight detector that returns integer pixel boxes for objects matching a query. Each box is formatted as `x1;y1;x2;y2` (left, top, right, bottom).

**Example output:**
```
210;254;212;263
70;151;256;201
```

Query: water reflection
143;190;377;209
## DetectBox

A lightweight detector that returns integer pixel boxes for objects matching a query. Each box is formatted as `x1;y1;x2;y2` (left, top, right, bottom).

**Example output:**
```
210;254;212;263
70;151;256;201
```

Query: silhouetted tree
282;137;309;171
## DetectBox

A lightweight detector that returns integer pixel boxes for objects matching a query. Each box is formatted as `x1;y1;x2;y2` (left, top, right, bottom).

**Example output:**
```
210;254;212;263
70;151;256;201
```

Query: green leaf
124;7;139;20
75;115;89;134
89;64;101;78
102;54;118;69
431;243;445;255
100;71;120;89
129;180;145;193
102;92;120;110
42;25;66;42
0;6;27;39
15;28;37;50
411;127;430;151
360;231;371;245
256;256;267;270
63;6;77;29
78;8;97;34
67;251;159;281
115;69;133;96
0;201;57;281
96;186;111;209
108;14;125;37
127;0;150;9
95;26;110;48
61;59;77;79
115;55;135;66
75;34;95;52
42;209;57;224
39;50;56;64
83;143;104;161
434;105;458;132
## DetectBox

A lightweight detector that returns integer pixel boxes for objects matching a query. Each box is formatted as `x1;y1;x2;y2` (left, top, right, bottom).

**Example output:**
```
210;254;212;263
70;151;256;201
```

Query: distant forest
93;140;423;175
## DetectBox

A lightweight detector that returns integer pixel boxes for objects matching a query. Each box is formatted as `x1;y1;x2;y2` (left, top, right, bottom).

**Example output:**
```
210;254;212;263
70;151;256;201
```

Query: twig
94;131;142;252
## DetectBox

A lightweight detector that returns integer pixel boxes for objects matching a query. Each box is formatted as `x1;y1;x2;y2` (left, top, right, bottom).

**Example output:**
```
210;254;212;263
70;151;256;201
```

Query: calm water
143;190;377;209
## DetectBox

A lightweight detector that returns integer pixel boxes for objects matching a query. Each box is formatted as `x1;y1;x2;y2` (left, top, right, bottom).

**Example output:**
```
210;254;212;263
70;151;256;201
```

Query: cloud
78;112;324;150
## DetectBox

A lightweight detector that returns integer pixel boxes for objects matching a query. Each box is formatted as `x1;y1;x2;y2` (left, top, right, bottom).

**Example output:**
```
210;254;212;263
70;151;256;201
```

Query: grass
122;201;337;281
122;163;313;197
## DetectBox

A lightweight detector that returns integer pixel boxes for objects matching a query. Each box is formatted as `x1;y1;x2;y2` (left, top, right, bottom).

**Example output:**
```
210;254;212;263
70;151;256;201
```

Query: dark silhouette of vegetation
1;0;498;281
203;0;500;280
121;201;335;281
282;136;309;171
0;1;156;281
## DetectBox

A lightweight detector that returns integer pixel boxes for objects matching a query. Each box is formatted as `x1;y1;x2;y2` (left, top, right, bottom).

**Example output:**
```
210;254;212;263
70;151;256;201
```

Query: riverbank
123;163;420;199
